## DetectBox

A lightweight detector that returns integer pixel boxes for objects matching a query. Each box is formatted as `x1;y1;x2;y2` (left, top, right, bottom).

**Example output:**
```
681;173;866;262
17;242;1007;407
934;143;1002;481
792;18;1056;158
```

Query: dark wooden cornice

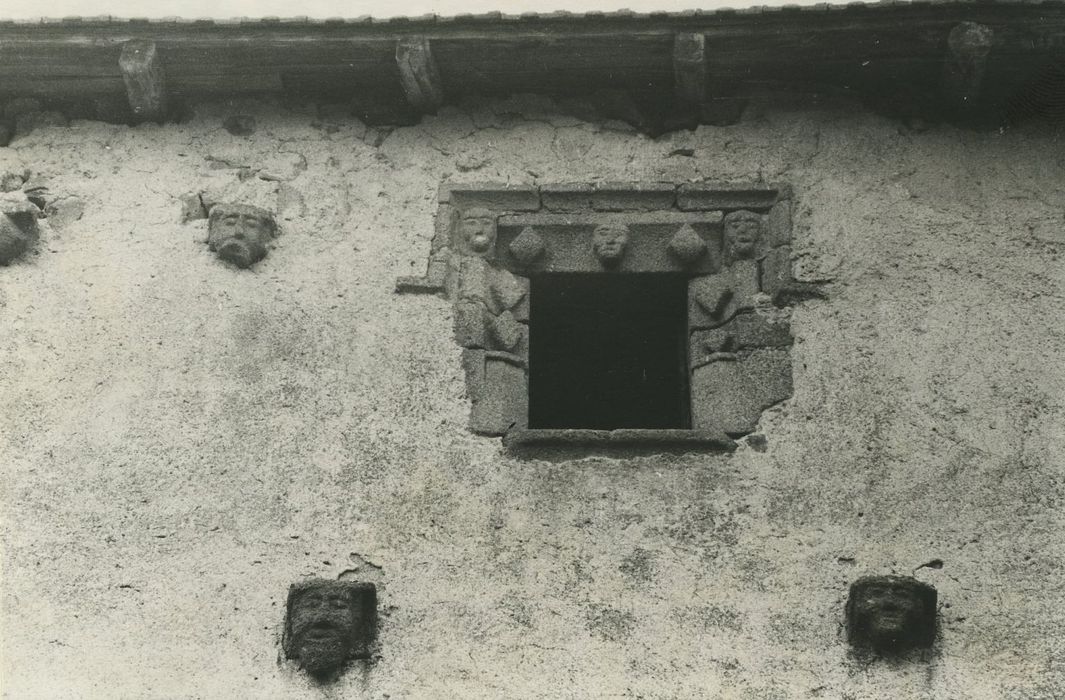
1;2;1064;131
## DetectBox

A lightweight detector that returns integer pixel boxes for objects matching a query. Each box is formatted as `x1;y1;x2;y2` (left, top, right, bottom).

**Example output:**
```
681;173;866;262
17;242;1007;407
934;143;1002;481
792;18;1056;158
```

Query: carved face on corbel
461;208;497;256
592;223;630;266
723;210;763;260
284;580;377;679
846;575;937;654
207;203;277;269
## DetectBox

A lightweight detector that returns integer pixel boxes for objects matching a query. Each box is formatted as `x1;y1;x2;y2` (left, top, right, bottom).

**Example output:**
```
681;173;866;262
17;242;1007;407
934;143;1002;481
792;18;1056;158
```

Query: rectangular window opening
528;273;690;430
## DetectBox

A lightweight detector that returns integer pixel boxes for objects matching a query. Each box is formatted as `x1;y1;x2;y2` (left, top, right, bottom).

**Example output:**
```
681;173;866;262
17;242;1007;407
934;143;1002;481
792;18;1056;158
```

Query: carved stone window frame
397;182;804;454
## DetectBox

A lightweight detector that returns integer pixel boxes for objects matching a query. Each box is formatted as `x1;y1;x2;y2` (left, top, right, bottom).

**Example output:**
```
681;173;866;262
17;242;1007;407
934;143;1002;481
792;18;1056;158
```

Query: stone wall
1;93;1063;698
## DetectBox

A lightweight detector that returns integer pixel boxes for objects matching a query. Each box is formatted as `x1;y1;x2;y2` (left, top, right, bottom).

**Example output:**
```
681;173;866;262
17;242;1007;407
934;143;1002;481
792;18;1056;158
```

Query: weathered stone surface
541;184;592;212
508;226;545;266
689;259;760;328
667;223;707;265
458;207;497;257
470;355;526;435
767;199;791;248
43;196;84;230
447;184;540;211
454;301;486;348
486;268;528;318
179;192;208;222
283;579;377;679
723;210;765;262
846;575;937;655
677;184;778;211
691;349;792;434
760;245;792;301
503;427;734;453
2;98;1063;700
461;348;486;405
592;222;630;267
0;194;39;266
488;310;525;353
590;183;675;211
206;203;277;269
459;256;489;302
0;171;24;192
691;314;793;365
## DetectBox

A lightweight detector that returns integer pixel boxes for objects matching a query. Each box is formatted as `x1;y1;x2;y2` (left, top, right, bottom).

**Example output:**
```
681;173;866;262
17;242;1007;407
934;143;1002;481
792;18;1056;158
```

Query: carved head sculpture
0;196;40;266
283;580;377;678
461;208;497;256
592;223;630;266
723;210;763;260
207;203;277;269
846;575;937;654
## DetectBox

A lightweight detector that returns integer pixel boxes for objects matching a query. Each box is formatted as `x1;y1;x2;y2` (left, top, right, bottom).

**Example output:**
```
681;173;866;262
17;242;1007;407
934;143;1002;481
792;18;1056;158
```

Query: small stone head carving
592;223;630;266
283;580;377;678
207;203;277;269
461;208;497;256
0;196;40;266
846;575;937;654
723;210;763;260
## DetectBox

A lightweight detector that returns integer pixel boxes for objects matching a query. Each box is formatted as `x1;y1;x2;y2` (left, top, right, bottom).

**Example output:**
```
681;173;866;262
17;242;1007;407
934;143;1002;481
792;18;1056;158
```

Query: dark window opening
528;274;690;430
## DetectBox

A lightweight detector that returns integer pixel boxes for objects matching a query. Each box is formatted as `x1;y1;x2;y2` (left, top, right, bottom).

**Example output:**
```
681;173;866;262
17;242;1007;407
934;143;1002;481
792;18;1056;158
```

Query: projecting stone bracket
283;579;378;680
397;182;823;450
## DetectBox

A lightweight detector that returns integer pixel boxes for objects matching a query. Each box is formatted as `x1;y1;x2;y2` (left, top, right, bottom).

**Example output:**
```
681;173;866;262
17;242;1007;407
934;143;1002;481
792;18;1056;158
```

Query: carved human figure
461;208;497;256
206;203;277;269
723;210;763;261
846;575;937;654
592;223;630;266
284;580;377;678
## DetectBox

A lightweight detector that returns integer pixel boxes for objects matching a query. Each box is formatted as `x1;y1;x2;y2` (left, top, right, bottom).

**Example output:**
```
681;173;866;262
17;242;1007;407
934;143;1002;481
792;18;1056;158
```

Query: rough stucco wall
1;94;1063;699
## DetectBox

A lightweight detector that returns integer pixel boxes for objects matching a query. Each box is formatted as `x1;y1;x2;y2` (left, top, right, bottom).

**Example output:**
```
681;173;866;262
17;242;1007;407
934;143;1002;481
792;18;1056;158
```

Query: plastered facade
1;93;1063;698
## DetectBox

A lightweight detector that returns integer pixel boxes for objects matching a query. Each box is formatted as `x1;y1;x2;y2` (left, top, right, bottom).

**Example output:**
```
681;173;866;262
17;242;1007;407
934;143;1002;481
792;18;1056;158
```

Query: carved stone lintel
667;224;707;265
943;22;994;106
592;222;630;267
119;40;167;122
673;33;708;105
396;37;444;114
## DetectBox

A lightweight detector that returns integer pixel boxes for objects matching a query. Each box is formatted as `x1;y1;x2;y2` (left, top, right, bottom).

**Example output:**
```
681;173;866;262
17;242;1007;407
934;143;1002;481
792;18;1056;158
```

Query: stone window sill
502;428;735;457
